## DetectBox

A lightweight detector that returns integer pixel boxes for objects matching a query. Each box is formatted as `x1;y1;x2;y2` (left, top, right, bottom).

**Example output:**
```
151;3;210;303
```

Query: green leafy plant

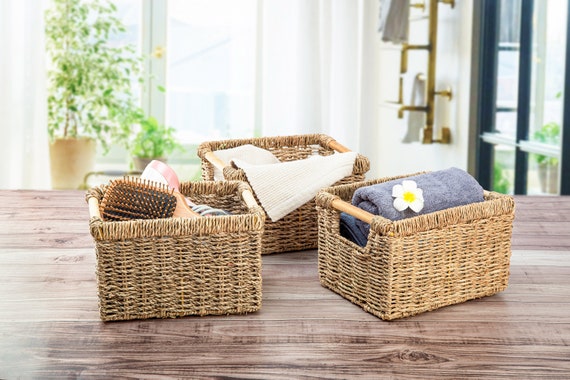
493;161;512;194
45;0;143;152
533;121;560;166
129;116;182;159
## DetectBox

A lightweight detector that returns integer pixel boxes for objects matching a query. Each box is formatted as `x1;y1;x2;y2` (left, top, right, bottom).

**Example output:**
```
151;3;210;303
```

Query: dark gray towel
353;167;484;237
339;212;368;247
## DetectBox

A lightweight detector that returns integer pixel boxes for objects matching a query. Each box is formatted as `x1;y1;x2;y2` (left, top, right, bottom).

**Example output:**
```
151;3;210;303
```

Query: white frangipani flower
392;180;424;213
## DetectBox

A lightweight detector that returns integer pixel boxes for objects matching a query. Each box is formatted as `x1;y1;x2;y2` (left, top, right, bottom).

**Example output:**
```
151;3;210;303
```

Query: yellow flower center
403;191;416;203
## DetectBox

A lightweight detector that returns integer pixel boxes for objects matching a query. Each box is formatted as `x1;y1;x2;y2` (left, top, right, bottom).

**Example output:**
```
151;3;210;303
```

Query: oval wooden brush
100;177;200;221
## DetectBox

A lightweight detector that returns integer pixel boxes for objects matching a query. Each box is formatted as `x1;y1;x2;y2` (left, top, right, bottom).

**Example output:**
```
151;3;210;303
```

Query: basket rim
196;134;371;182
197;133;335;152
86;180;266;241
316;174;515;240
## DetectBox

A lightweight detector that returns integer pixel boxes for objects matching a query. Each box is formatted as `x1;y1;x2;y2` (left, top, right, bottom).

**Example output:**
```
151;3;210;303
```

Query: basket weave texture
197;134;370;254
315;174;515;321
86;180;265;321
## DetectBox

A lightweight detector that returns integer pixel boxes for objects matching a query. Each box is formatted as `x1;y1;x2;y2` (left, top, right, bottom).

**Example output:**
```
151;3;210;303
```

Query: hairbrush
100;177;200;221
140;160;200;209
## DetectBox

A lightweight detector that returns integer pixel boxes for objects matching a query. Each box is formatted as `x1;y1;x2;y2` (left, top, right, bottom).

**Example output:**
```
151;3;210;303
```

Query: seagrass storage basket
315;174;515;321
197;134;370;254
86;180;265;322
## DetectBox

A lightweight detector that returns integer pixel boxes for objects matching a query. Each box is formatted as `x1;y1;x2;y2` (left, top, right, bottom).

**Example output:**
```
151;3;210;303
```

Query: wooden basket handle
331;198;375;224
88;196;102;219
327;139;351;153
241;189;259;209
204;151;228;172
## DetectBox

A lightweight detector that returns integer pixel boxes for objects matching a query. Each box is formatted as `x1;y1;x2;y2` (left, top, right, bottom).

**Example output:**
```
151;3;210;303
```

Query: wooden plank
1;321;570;379
511;249;570;265
1;191;570;378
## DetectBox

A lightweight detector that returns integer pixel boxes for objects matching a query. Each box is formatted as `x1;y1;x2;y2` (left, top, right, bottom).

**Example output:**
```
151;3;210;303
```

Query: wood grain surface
0;190;569;379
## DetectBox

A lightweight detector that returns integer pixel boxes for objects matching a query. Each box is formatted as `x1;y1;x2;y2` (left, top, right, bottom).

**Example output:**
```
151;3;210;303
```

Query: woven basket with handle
198;134;370;254
315;173;515;320
86;180;265;321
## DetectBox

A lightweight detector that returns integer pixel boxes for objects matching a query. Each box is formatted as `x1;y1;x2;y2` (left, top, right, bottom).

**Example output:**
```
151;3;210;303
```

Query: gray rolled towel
352;167;484;238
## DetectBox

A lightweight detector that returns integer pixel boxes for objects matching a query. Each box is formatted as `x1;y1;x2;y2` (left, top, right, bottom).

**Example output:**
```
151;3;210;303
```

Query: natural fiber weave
86;180;265;322
197;134;370;254
315;174;515;321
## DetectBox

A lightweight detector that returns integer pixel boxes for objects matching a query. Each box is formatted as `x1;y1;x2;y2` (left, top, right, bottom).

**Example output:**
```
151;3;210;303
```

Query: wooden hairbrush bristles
100;178;177;221
100;177;201;221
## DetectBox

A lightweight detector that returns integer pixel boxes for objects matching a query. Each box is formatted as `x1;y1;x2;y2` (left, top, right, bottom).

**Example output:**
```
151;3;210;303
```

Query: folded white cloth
233;152;358;222
212;144;280;180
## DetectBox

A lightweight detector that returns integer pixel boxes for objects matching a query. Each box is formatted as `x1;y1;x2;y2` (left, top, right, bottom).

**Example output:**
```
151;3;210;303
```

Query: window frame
471;0;570;195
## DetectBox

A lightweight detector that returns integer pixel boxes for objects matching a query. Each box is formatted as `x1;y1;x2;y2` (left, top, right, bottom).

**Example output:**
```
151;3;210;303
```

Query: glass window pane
499;0;521;44
492;145;515;194
114;1;142;49
166;0;257;144
527;153;560;195
496;50;519;110
110;1;143;99
529;0;566;145
94;0;143;167
494;111;517;138
495;0;521;136
524;0;566;195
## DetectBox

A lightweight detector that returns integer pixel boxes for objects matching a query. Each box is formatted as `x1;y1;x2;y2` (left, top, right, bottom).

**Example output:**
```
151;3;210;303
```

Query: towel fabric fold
378;0;410;44
212;144;281;180
339;212;368;247
233;152;358;222
352;167;485;238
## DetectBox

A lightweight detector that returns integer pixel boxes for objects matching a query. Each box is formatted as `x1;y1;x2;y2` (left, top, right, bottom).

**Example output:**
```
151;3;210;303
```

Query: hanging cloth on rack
402;73;426;143
377;0;410;44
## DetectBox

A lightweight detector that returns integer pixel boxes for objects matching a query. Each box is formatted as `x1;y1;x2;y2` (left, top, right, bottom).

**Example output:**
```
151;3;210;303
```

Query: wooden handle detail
331;198;375;224
204;151;228;172
327;139;351;153
173;191;201;218
241;189;259;209
88;197;102;219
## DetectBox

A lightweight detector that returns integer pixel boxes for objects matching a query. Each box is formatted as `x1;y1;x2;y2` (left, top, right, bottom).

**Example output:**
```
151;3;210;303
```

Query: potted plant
533;121;560;194
45;0;142;189
129;115;183;171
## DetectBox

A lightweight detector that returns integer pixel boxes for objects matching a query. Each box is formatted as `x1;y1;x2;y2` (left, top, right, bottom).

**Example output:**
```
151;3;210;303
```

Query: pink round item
141;160;180;191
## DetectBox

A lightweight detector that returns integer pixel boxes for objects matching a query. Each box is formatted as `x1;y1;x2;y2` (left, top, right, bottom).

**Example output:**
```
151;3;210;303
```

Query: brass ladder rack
387;0;455;144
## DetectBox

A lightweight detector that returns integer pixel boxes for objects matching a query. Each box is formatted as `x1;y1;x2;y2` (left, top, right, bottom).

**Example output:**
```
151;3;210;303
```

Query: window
97;0;258;177
473;0;569;195
165;0;257;144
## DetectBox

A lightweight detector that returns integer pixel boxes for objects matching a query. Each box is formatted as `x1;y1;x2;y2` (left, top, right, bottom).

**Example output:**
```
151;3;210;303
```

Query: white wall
369;0;473;178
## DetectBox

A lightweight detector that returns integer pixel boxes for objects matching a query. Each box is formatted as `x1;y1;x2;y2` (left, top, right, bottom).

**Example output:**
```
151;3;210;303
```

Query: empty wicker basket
86;180;265;321
197;134;370;254
315;173;515;321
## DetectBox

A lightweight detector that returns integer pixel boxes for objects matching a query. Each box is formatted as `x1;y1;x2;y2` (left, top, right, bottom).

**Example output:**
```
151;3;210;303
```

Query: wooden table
0;191;569;379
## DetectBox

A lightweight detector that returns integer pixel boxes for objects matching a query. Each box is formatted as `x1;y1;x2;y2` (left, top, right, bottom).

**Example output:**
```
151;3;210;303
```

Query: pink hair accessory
141;160;180;191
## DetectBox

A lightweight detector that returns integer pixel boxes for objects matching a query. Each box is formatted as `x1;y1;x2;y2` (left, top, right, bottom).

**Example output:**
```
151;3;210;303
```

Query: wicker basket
315;174;515;321
197;134;370;254
86;180;265;322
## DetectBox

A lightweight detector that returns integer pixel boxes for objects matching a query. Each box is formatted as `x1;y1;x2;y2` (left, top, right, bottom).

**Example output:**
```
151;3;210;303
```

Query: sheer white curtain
0;0;50;189
259;0;380;160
